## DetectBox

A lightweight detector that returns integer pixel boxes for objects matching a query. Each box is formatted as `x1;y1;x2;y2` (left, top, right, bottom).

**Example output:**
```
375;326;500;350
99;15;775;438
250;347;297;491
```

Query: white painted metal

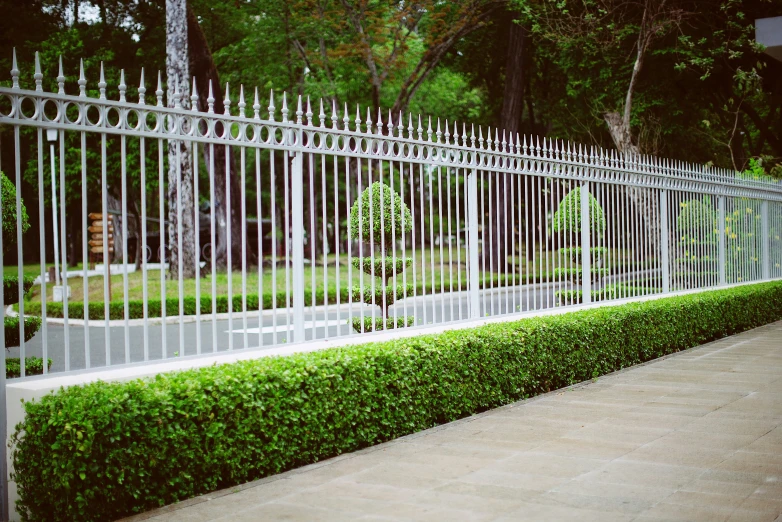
0;51;781;380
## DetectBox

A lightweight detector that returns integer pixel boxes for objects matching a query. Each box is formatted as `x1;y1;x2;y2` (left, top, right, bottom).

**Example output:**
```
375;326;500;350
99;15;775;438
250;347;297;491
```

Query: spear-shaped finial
295;94;303;124
501;130;507;153
223;82;231;116
388;109;394;135
471;124;476;148
253;87;261;119
516;132;521;154
417;114;423;141
295;94;303;125
436;118;442;144
155;71;163;107
343;102;350;130
375;107;382;134
355;104;362;131
118;69;127;102
462;122;467;147
268;89;275;121
191;77;199;112
408;113;414;139
98;61;107;100
281;91;288;122
57;56;65;95
522;134;528;154
452;120;458;145
173;74;182;108
397;110;404;137
78;59;87;97
444;119;450;144
11;48;20;90
494;128;500;151
238;84;246;118
138;68;146;104
318;98;326;128
34;52;43;92
305;96;313;126
427;116;433;142
207;80;215;113
331;99;338;129
365;106;372;133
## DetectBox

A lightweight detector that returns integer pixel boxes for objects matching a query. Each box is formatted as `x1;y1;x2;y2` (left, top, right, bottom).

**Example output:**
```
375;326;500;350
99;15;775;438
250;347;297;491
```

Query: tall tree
166;0;197;279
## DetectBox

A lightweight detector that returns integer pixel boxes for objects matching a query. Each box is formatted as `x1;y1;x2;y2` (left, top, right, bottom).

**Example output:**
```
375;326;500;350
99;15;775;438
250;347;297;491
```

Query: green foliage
349;182;413;249
558;247;608;259
552;267;609;285
6;357;52;379
4;316;42;349
11;281;782;522
551;187;606;236
1;172;30;254
351;257;412;282
351;317;416;333
350;283;414;309
3;275;36;306
555;286;619;305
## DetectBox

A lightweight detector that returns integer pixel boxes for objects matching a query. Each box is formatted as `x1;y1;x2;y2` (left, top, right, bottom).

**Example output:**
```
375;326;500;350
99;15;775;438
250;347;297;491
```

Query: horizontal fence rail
1;51;782;378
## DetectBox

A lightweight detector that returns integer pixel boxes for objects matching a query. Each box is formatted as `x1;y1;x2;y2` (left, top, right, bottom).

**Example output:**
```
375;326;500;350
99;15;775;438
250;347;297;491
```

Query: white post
762;200;770;280
291;133;306;343
660;190;669;293
468;168;480;318
581;182;591;304
718;196;726;285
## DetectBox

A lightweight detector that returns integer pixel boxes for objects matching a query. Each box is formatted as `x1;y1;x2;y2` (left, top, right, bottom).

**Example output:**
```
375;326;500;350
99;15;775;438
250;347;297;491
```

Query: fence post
468;168;480;319
762;201;770;280
0;146;8;521
291;131;306;343
718;196;727;286
581;181;591;304
660;190;669;293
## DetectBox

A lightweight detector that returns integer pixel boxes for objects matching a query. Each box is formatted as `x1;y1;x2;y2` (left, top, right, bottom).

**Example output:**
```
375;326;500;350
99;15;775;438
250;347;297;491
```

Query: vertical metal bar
36;130;48;372
241;145;248;350
193;142;201;355
291;138;306;343
140;136;148;361
256;147;263;344
467;168;480;319
121;133;130;363
762;200;769;280
14;126;25;378
581;181;592;304
101;133;111;365
226;144;234;349
176;136;184;356
209;143;217;351
158;138;166;359
719;195;726;285
660;189;669;293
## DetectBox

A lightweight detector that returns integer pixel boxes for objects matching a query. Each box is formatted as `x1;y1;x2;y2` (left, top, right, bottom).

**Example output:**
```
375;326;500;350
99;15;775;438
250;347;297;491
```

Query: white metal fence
2;51;782;379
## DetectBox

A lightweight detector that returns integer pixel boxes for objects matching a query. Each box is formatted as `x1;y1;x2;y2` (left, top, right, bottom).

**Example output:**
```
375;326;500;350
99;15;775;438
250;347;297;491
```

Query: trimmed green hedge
12;281;782;522
33;272;555;320
4;316;41;348
6;357;51;379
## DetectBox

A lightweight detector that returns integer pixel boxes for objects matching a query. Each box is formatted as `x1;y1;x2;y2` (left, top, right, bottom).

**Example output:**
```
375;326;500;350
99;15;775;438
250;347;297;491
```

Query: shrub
0;172;30;254
4;316;41;348
6;357;52;379
349;182;414;329
551;186;606;236
11;280;782;522
3;275;36;306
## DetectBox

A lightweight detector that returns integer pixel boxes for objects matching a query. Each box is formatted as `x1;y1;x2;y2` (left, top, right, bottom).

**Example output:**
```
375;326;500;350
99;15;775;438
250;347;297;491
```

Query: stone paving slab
124;321;782;522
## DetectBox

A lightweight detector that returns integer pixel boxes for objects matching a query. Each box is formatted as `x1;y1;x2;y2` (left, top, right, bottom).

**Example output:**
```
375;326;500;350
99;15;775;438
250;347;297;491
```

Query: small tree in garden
349;181;415;333
0;171;41;348
551;187;609;304
675;197;718;289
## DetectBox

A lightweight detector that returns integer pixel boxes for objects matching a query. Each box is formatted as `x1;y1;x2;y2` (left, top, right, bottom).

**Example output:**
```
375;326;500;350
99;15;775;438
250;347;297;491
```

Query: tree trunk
166;0;197;279
604;111;661;255
187;6;253;270
487;18;525;273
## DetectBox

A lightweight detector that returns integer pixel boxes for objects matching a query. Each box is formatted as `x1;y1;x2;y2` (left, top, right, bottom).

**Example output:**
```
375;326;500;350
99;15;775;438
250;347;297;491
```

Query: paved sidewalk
131;321;782;522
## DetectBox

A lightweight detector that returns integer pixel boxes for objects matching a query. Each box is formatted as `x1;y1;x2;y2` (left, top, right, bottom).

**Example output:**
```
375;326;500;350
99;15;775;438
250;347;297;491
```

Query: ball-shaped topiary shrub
349;182;413;250
348;182;414;332
551;186;606;236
